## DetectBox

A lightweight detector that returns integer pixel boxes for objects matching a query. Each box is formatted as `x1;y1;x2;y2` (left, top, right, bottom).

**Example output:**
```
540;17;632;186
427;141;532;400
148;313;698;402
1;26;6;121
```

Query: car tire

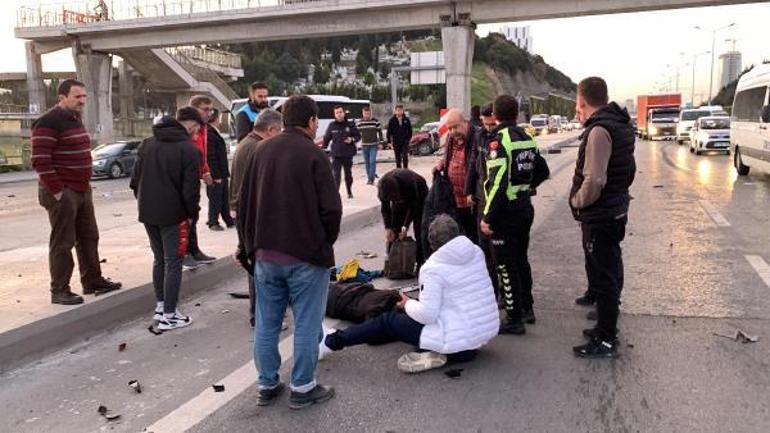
108;163;123;179
418;140;434;156
734;147;750;176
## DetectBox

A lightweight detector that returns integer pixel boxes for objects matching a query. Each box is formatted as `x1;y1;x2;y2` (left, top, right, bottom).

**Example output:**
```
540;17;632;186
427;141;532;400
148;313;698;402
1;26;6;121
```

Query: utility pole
694;23;735;104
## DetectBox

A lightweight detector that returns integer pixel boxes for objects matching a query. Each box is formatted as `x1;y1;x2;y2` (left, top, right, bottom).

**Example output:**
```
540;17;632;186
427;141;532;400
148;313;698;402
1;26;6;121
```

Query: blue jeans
254;260;330;392
362;144;378;183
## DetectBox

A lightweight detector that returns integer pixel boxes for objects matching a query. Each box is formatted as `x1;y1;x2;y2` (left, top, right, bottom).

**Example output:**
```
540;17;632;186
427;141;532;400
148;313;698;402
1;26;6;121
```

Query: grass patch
471;62;493;107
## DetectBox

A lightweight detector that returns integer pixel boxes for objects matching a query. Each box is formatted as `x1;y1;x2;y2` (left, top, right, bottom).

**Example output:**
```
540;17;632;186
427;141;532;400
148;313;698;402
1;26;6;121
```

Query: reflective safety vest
237;103;260;122
483;127;538;216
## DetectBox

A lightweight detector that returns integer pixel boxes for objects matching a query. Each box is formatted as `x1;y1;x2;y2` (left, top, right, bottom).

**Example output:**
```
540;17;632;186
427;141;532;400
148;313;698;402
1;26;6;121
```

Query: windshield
92;143;126;156
700;118;730;129
651;111;679;122
681;110;710;121
531;119;547;126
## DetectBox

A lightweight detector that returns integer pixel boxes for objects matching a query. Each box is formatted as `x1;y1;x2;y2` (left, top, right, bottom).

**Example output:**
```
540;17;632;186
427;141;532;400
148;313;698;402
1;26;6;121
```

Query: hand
386;229;396;243
203;173;213;185
345;137;353;144
480;220;494;236
466;195;475;206
53;191;63;201
214;178;223;184
232;248;241;265
396;293;410;311
399;227;408;241
433;159;444;173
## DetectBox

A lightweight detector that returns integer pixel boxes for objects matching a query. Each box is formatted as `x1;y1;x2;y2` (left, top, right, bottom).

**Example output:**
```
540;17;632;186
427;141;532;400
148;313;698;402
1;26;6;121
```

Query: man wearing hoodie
323;106;361;199
319;215;499;373
130;107;202;331
235;82;270;142
570;77;635;359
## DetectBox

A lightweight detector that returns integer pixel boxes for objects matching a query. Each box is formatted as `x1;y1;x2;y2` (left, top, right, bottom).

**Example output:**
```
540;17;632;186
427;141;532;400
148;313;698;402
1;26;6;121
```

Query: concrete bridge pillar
73;46;114;145
118;61;135;137
441;23;475;116
25;42;46;115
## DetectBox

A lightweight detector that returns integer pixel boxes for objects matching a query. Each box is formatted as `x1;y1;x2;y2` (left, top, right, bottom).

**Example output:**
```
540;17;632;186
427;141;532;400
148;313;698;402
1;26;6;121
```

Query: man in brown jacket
237;95;342;409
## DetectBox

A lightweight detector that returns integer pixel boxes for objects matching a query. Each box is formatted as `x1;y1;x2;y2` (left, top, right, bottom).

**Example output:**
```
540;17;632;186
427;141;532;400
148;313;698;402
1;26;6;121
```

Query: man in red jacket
31;79;122;305
183;95;217;269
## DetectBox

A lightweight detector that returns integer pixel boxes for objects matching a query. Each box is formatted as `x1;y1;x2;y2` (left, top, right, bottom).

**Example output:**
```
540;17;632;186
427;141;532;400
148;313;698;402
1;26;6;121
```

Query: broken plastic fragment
147;325;163;335
100;258;107;263
444;368;464;379
118;342;126;352
128;380;142;393
97;405;121;421
212;384;225;392
228;292;250;299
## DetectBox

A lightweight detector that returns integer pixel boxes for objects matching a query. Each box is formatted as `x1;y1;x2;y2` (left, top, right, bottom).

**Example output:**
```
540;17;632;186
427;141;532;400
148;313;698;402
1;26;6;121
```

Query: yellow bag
337;258;361;282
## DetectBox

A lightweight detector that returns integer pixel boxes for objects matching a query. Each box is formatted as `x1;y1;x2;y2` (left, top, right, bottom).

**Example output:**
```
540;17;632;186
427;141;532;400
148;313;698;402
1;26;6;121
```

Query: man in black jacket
130;107;202;331
323;106;361;199
235;82;269;142
206;109;235;230
378;168;429;266
570;77;635;359
386;105;412;169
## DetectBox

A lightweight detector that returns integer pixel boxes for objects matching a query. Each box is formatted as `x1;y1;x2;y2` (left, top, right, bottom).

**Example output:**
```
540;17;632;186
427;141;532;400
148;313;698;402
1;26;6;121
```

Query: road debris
128;380;142;393
228;292;250;299
7;194;15;198
118;342;127;352
147;325;163;336
194;303;201;307
653;185;664;188
112;213;122;217
212;384;225;392
713;330;759;343
221;309;230;314
444;368;464;379
97;405;121;421
100;258;107;263
355;251;378;259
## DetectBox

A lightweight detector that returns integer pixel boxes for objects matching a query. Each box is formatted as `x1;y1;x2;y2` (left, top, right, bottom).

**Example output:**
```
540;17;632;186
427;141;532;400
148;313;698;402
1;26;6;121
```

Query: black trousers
207;178;235;227
476;202;499;300
581;217;626;341
456;206;478;245
489;205;534;320
332;157;354;195
187;212;200;256
394;142;409;169
145;221;187;314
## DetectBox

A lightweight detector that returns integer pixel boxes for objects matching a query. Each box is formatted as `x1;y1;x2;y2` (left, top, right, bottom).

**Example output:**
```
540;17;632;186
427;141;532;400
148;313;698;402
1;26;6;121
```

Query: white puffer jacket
405;235;499;354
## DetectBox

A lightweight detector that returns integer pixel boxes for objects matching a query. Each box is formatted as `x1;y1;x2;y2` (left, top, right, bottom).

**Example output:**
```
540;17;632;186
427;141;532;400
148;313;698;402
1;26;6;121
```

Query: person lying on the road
319;214;500;373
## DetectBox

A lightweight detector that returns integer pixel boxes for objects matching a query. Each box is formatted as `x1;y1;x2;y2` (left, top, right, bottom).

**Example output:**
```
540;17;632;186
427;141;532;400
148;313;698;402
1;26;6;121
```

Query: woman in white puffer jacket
320;214;500;373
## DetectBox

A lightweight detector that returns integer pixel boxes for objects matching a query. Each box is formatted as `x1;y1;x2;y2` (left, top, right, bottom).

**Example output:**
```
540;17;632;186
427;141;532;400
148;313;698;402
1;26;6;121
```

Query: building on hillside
719;51;742;89
500;25;533;52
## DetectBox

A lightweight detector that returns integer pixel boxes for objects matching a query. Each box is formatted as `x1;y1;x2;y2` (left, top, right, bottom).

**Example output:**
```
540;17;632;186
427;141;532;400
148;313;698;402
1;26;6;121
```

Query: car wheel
108;162;123;179
734;147;750;176
418;140;434;156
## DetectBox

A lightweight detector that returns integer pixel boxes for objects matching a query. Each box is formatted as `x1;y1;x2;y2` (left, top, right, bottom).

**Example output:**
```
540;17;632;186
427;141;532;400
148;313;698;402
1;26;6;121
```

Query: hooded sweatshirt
404;235;499;354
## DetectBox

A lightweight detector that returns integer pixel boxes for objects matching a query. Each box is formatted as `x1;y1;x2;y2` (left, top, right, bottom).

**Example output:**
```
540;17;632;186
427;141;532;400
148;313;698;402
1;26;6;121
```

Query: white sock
156;301;164;310
164;312;174;319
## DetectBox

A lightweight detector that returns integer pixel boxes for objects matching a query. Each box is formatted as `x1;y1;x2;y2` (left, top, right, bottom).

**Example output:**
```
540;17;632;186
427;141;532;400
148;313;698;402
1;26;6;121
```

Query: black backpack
384;237;418;280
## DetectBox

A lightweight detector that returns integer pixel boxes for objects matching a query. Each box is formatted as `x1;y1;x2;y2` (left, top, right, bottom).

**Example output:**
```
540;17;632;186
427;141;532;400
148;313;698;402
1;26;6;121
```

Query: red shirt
447;138;469;209
193;125;210;177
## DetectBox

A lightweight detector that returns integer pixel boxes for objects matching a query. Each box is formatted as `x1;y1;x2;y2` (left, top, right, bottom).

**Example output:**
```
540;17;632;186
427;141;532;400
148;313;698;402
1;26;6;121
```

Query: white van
730;64;770;176
676;106;725;144
272;95;372;151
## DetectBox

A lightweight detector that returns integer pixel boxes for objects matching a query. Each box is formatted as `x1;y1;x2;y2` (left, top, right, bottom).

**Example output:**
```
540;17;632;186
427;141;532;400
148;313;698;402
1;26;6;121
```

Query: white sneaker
397;351;447;374
153;306;163;322
158;311;193;331
318;327;336;361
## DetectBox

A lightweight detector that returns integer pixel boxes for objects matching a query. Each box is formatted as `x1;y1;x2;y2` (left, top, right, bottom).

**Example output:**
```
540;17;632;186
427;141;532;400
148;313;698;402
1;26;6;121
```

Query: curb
0;205;381;372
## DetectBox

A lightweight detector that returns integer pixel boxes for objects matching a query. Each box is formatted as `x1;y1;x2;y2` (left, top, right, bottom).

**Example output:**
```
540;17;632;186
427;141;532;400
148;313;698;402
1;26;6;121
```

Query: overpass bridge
15;0;759;142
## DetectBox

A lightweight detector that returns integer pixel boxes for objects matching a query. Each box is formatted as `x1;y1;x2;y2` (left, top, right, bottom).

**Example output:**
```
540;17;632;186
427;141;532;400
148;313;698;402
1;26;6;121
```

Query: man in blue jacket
324;106;361;199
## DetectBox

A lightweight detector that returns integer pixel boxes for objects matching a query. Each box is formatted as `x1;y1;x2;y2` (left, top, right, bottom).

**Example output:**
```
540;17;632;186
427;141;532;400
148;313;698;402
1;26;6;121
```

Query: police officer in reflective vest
481;95;550;335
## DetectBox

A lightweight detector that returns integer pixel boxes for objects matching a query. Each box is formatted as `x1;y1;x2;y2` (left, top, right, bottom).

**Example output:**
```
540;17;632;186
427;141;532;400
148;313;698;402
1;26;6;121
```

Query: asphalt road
1;140;769;433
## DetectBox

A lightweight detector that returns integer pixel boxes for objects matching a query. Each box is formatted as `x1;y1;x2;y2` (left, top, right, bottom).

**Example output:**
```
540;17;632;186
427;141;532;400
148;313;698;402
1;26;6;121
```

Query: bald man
434;109;479;244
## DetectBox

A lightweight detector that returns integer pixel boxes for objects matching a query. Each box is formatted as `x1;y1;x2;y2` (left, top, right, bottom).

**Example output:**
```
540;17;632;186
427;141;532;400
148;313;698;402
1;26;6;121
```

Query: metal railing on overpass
16;0;326;28
167;49;240;101
167;46;242;70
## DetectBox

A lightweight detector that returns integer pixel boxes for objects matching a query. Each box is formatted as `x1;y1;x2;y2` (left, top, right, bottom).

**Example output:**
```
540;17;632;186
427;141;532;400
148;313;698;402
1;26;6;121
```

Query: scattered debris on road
7;194;15;198
653;185;664;188
194;303;201;307
713;330;759;343
112;213;122;217
100;258;107;263
228;292;250;299
97;405;121;421
356;251;378;259
212;384;225;392
221;309;230;314
147;325;163;336
445;368;464;379
118;342;126;352
627;343;635;348
128;380;142;393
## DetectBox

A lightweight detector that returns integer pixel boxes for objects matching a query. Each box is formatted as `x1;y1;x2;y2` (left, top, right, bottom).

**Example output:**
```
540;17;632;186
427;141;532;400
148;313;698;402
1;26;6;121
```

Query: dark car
91;141;140;179
409;122;441;156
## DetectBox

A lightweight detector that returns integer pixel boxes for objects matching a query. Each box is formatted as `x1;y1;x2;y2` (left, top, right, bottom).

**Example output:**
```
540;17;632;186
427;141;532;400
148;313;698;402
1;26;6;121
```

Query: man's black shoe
582;328;619;344
257;383;285;406
83;278;122;295
193;251;216;263
522;308;536;324
573;338;618;359
209;223;225;232
288;384;335;410
575;291;595;306
52;291;84;305
586;310;598;321
499;317;526;335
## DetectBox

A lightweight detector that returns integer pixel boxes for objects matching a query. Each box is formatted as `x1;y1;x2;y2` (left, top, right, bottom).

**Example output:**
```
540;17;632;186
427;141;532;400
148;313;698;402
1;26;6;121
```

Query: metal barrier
17;0;327;28
168;46;242;70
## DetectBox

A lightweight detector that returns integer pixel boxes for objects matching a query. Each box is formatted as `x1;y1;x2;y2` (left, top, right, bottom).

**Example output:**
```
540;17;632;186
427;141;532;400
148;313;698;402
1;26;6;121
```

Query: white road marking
146;318;341;433
698;200;731;227
745;255;770;288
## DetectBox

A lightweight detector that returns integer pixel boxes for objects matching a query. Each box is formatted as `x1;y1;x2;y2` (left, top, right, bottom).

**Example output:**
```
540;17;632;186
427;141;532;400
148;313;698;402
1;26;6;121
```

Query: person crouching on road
130;107;202;331
570;77;635;359
324;105;361;199
319;214;499;374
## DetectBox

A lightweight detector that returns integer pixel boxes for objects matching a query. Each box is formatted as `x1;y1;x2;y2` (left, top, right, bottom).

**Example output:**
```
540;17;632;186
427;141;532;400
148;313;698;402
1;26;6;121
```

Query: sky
2;0;770;104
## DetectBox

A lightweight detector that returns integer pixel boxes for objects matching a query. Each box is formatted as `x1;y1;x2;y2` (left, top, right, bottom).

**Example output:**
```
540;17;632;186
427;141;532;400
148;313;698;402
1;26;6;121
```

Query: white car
689;116;731;155
676;106;724;144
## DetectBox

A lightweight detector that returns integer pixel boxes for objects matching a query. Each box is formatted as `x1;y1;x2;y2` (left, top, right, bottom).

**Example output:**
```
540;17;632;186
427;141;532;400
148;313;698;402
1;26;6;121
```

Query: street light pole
695;23;735;104
690;51;710;106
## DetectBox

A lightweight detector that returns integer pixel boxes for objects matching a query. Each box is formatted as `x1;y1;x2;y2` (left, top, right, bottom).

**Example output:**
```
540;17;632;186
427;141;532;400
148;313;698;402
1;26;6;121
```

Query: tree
314;64;331;85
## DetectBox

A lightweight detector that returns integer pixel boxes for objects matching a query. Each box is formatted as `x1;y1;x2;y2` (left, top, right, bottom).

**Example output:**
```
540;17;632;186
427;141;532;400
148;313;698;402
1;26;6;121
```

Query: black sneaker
499;317;526;335
586;310;598;321
209;223;225;232
192;251;216;263
573;338;618;359
257;383;285;406
51;290;84;305
575;291;595;306
347;192;354;199
83;277;122;295
522;308;536;324
182;254;202;270
582;328;619;344
288;384;335;410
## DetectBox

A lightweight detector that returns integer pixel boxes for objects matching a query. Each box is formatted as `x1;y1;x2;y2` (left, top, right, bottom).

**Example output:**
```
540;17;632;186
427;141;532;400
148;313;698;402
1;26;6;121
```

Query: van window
732;86;767;122
681;110;710;121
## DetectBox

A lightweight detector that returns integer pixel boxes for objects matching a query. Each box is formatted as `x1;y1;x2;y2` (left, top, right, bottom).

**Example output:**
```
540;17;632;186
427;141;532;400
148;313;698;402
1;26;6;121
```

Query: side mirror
761;105;770;123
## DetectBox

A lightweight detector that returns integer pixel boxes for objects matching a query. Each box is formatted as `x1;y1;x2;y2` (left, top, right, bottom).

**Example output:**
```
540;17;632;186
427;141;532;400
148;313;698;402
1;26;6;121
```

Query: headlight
93;159;106;167
649;127;658;135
